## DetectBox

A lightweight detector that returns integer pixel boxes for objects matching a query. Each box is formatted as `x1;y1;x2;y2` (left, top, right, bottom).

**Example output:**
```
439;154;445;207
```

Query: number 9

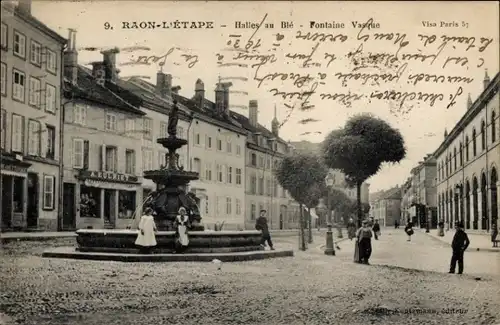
104;22;111;30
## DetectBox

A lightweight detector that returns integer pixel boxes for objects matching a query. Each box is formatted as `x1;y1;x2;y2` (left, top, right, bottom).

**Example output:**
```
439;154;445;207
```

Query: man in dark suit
255;210;274;250
449;221;470;274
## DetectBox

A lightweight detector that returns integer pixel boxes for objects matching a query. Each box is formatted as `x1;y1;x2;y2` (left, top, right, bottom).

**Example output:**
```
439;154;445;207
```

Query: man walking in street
255;210;275;250
449;221;470;274
372;219;381;240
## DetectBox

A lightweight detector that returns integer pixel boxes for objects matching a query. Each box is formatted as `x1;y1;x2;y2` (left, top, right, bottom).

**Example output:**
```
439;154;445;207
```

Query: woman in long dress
135;207;157;254
354;220;373;264
347;218;357;240
175;207;190;252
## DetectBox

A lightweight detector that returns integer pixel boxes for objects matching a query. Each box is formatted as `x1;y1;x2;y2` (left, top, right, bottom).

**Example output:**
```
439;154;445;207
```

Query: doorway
1;175;13;229
63;183;76;230
27;173;38;228
103;189;115;228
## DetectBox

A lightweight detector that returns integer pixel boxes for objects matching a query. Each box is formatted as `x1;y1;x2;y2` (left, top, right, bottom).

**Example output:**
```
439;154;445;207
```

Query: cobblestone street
1;230;499;325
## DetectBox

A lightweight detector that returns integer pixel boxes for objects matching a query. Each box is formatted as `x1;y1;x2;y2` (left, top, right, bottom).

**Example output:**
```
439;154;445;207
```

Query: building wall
187;117;246;230
436;86;499;232
63;102;143;229
1;6;64;231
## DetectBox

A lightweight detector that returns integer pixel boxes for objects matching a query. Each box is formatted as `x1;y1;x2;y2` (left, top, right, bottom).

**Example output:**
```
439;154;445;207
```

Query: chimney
222;82;232;116
91;62;106;87
171;86;181;94
194;79;205;108
155;71;172;97
467;93;472;110
271;104;279;136
444;128;448;138
101;48;120;83
249;100;258;127
64;29;78;85
484;69;490;90
17;0;31;14
215;80;224;114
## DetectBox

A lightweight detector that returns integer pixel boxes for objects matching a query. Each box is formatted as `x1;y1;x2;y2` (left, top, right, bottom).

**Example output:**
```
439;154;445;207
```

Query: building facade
435;71;499;233
370;186;402;227
62;35;146;230
1;1;66;231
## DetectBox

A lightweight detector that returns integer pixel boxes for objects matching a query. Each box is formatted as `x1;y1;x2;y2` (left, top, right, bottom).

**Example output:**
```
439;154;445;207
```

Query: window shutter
83;140;89;170
100;144;106;171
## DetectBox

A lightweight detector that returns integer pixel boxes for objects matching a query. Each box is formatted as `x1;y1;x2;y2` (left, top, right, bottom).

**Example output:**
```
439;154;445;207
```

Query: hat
362;220;368;225
178;207;186;213
456;221;464;228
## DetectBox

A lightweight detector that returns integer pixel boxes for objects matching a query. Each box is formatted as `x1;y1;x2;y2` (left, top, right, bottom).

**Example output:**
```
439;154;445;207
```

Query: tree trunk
357;181;363;228
307;208;313;243
299;203;307;251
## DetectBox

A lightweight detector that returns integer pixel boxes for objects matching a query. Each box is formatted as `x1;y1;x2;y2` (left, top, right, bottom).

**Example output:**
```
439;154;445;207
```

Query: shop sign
1;163;28;174
79;170;139;183
84;179;136;190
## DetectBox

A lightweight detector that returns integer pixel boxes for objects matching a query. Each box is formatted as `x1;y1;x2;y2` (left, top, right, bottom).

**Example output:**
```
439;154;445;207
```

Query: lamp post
324;174;335;256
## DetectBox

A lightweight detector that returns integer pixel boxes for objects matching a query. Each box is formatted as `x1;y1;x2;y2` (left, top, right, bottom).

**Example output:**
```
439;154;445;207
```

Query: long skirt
353;240;361;263
359;238;372;262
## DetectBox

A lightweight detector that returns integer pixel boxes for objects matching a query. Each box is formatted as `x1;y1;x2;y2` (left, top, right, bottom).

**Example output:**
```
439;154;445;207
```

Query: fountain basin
75;229;265;254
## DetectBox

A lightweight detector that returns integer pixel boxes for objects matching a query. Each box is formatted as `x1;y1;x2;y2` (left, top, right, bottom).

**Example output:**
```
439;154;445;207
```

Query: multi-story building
1;1;66;231
61;32;146;230
370;186;402;227
435;71;499;233
231;102;299;230
400;177;412;224
408;155;438;228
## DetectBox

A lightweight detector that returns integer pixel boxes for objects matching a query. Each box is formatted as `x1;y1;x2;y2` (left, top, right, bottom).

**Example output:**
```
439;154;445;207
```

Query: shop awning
1;153;31;177
84;179;138;191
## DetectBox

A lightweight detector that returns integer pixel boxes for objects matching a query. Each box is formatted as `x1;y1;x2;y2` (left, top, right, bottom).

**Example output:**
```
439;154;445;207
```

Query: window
205;162;212;181
492;111;497;143
217;138;222;151
266;178;272;196
178;154;184;168
158;151;166;168
143;118;152;139
13;31;26;58
472;128;477;156
206;136;212;149
160;122;168;137
11;114;24;153
29;77;41;107
465;136;469;161
236;199;241;215
142;149;153;171
258;177;264;195
1;62;6;95
226;138;232;153
236;168;242;185
74;105;87;125
43;175;55;210
459;143;463;166
251;203;256;220
12;69;25;102
125;119;135;133
105;146;117;172
259;155;264;167
453;147;457;170
251;153;257;166
1;109;6;149
193;158;201;175
46;125;55;159
30;40;42;66
236;144;241;156
45;48;57;73
266;158;271;169
217;164;223;182
73;138;84;168
250;174;256;194
125;149;135;174
45;84;56;113
1;23;7;49
227;166;232;184
195;133;200;145
226;197;232;215
28;120;41;156
105;113;117;131
216;196;220;214
177;126;184;138
481;120;486;150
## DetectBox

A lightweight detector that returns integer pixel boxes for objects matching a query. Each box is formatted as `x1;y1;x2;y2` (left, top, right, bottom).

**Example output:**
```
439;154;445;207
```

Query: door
1;175;12;229
103;189;115;228
63;183;76;230
27;173;38;228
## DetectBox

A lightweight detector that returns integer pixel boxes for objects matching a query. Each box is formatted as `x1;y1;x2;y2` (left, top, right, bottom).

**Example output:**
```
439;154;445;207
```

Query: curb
421;230;500;253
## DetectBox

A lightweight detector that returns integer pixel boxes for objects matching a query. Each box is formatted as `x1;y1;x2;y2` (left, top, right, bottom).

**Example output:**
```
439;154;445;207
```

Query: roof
230;110;287;145
64;66;145;115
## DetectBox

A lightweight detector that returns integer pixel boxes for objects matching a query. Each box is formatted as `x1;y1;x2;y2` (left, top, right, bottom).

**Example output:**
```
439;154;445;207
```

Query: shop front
1;153;31;231
75;170;142;229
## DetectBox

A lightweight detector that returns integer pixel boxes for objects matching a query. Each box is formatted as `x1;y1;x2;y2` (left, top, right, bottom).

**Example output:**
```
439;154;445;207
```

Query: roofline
13;7;67;44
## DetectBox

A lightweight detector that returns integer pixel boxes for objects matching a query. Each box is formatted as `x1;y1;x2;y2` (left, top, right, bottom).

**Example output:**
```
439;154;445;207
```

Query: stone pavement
421;228;499;253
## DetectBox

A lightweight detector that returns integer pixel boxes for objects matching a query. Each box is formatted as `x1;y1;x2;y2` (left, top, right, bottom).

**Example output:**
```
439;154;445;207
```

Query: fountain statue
142;100;204;231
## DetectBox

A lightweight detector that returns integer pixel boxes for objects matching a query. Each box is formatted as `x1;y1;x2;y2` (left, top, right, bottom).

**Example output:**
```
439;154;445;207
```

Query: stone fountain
43;101;293;262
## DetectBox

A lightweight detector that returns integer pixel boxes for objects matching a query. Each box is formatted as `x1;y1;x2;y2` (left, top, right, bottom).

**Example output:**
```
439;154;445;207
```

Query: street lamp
324;174;335;256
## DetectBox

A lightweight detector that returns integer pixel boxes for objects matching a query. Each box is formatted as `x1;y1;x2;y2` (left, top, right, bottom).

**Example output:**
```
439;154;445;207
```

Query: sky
27;0;499;192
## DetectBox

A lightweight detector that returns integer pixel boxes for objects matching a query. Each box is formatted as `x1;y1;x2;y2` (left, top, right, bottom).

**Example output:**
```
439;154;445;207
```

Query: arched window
481;120;486;151
472;128;477;156
459;142;463;166
453;147;457;170
492;111;497;143
465;135;469;161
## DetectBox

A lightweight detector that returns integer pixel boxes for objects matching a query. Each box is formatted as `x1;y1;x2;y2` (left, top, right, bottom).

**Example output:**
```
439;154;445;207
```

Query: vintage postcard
0;1;499;324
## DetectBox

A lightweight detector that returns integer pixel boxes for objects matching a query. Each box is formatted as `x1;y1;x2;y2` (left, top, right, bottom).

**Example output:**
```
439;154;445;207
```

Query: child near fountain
135;207;157;254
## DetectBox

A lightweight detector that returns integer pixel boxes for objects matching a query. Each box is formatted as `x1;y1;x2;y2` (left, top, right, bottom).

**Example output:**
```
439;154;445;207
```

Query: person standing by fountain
135;207;158;254
255;210;275;250
175;207;190;252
